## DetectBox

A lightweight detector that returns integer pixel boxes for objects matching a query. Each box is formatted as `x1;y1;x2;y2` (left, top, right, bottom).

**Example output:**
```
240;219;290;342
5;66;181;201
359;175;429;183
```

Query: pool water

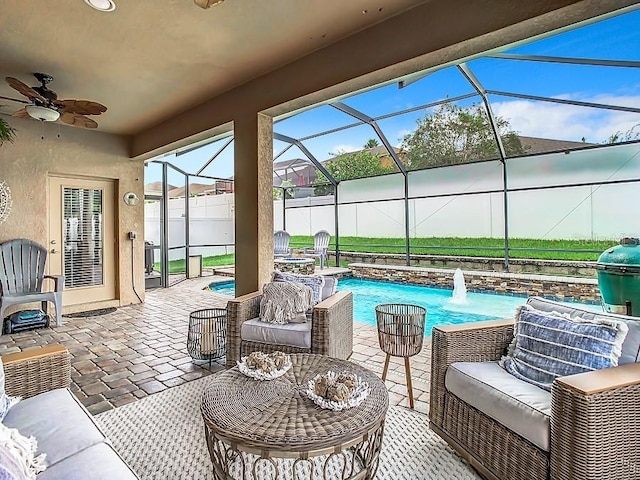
208;278;600;334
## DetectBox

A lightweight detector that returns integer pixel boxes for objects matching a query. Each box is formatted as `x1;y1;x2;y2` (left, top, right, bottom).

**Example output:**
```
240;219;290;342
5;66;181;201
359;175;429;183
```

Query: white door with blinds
49;176;116;306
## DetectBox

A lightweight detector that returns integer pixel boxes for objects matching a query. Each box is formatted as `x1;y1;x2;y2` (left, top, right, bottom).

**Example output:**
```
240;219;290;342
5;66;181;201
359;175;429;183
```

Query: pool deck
0;275;430;415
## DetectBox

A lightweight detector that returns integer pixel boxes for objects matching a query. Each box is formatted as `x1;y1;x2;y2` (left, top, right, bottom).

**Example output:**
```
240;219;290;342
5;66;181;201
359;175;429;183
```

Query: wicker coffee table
201;353;389;480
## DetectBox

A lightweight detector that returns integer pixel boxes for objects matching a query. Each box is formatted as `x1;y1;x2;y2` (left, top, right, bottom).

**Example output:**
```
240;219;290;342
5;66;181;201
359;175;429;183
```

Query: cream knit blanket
260;281;314;324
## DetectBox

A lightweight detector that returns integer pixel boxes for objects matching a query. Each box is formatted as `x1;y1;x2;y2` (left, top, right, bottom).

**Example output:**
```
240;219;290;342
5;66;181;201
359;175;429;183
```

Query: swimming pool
208;278;600;334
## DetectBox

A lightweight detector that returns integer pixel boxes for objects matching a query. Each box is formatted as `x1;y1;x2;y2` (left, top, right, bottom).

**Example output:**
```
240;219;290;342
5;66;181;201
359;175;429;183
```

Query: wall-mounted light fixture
123;192;139;206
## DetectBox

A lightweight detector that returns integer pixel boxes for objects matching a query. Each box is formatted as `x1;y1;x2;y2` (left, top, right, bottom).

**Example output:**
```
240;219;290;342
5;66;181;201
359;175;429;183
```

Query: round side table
201;353;389;479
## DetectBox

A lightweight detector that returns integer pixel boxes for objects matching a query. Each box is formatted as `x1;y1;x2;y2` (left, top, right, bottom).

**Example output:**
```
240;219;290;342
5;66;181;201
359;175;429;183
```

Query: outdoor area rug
95;376;480;480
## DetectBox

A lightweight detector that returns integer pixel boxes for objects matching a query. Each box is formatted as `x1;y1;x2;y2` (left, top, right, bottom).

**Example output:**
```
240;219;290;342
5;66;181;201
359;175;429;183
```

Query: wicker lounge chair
429;296;640;480
225;289;353;367
273;230;292;258
0;238;64;328
303;230;330;269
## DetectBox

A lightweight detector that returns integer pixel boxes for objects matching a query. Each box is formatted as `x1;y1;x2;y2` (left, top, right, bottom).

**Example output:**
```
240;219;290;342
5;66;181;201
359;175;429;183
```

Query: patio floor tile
0;275;433;413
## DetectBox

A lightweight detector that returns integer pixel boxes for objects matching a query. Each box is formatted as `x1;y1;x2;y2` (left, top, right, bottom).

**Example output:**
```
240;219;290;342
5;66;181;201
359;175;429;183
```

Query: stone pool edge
348;263;600;304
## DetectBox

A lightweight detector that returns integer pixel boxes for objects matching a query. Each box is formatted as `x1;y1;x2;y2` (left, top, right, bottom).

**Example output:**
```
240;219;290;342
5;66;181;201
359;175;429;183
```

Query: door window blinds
63;187;104;288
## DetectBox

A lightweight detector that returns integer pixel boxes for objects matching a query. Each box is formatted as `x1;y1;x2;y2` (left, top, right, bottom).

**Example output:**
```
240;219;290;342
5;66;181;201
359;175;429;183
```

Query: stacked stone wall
330;252;596;278
348;263;600;303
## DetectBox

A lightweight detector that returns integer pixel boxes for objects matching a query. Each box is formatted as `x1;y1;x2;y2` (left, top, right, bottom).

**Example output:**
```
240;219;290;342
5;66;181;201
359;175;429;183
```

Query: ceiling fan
194;0;225;9
1;73;107;129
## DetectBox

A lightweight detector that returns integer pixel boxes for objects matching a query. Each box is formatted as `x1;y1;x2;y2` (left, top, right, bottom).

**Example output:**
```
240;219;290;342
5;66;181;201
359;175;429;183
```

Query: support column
234;113;274;295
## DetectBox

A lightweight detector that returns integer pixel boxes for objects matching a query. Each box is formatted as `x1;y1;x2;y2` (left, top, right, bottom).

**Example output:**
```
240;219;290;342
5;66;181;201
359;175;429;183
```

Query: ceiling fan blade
56;99;107;116
5;77;46;103
0;95;29;104
12;108;29;118
60;112;98;129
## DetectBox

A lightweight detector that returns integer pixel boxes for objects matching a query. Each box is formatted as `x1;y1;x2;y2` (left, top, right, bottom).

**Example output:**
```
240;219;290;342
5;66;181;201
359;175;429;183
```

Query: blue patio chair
0;239;64;329
303;230;331;269
273;230;292;258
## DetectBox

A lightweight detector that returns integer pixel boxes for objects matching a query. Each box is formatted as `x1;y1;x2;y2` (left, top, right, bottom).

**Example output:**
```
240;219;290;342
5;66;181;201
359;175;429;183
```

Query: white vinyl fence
145;142;640;260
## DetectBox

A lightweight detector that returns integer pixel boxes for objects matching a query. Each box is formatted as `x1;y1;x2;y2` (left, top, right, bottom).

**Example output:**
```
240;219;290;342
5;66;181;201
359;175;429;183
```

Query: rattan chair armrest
551;363;640;480
43;274;65;292
555;362;640;395
311;291;353;359
430;318;514;430
434;317;515;334
2;345;71;398
314;290;350;310
225;291;263;368
432;318;514;364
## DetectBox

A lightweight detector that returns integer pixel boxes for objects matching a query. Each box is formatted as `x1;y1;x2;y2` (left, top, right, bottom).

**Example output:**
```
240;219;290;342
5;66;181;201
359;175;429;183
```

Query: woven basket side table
375;303;426;409
201;353;389;480
188;308;227;366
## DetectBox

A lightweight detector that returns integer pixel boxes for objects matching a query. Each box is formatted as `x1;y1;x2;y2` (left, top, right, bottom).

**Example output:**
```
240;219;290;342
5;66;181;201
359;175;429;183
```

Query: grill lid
596;237;640;273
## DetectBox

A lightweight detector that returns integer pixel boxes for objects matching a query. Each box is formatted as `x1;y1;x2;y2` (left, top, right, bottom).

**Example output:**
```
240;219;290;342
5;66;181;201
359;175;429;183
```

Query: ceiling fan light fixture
84;0;116;12
25;105;60;122
194;0;225;9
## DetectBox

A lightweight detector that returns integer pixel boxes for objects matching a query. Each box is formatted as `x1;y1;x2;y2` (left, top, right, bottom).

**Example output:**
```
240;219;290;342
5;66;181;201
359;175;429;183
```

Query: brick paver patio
0;275;431;415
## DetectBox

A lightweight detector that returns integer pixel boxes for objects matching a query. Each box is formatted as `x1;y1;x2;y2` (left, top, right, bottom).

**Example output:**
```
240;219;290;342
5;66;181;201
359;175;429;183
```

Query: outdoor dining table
201;353;389;480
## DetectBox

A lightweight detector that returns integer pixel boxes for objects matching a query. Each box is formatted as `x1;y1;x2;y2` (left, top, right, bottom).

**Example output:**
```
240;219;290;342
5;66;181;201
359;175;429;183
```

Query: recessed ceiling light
84;0;116;12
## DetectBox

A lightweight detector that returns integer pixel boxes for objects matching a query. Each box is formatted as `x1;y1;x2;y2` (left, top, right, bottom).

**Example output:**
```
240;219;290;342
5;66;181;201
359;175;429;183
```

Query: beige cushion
241;317;311;349
446;361;551;451
37;443;138;480
321;276;338;300
3;388;107;467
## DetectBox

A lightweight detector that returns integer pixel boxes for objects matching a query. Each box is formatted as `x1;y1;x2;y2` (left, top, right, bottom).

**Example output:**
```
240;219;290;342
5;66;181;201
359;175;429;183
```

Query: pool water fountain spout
450;268;468;305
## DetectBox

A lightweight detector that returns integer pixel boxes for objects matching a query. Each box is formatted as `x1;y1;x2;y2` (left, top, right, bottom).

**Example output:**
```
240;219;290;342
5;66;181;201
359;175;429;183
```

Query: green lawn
155;253;234;274
292;236;612;261
157;236;613;273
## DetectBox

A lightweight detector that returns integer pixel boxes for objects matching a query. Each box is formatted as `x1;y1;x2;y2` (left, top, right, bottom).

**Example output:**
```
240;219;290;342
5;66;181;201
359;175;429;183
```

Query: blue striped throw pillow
272;271;324;304
500;304;629;391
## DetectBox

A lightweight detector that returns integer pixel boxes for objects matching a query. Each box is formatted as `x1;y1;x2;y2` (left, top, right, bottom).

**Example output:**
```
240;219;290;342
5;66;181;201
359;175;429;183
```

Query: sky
148;7;640;187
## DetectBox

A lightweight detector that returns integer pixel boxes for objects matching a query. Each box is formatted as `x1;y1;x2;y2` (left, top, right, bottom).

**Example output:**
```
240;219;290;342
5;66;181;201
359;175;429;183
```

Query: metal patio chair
0;239;64;329
274;230;292;258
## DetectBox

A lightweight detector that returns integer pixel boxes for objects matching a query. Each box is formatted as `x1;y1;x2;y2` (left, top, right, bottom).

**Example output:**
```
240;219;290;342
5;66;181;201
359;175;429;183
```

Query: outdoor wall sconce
123;192;139;206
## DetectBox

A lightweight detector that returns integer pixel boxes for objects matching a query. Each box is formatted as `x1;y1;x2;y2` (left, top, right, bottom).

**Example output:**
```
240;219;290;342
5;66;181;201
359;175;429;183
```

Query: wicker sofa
430;296;640;480
2;345;138;479
226;289;353;367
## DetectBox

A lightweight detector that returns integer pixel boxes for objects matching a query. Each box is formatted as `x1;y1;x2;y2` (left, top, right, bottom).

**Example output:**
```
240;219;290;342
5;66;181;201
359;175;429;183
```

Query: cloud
329;144;360;155
491;94;640;143
395;129;412;143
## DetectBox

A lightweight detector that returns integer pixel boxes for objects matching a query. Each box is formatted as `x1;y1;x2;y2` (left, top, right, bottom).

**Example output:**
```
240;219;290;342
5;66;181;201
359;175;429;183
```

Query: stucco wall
0;116;145;310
